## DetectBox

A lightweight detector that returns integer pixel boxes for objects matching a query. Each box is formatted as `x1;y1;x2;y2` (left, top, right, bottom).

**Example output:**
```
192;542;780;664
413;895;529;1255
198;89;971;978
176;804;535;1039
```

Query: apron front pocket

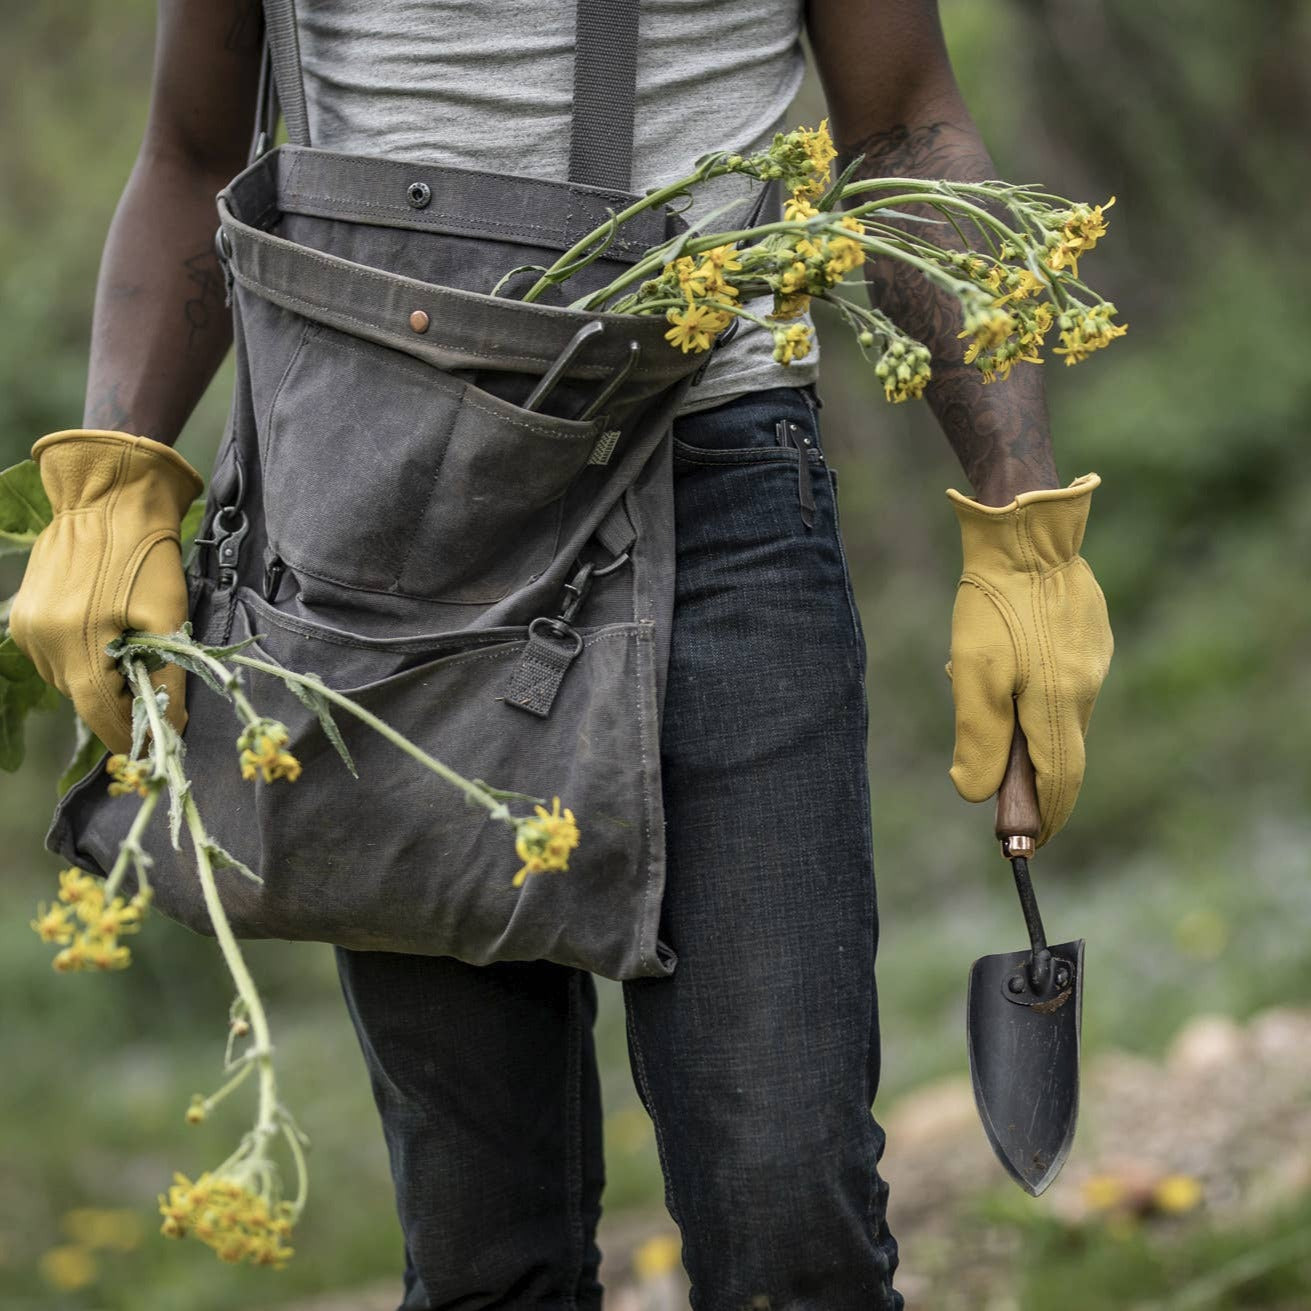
261;321;609;606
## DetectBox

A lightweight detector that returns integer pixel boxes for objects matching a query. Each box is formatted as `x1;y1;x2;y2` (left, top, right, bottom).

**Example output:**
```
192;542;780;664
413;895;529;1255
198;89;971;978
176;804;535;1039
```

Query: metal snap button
406;181;432;209
409;310;430;334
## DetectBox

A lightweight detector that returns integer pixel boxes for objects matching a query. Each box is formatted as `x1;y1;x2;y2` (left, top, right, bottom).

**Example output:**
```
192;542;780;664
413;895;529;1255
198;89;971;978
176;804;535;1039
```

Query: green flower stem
280;1117;309;1215
101;785;160;904
230;653;514;825
571;188;1020;312
520;158;733;303
200;1058;256;1111
123;633;514;825
126;658;292;1208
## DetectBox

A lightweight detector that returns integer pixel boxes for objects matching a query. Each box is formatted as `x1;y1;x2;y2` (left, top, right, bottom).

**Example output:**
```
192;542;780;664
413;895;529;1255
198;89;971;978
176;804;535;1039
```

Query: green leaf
179;496;208;549
468;778;547;808
0;634;60;772
0;459;52;558
58;717;108;796
816;153;865;211
285;673;357;777
206;840;263;886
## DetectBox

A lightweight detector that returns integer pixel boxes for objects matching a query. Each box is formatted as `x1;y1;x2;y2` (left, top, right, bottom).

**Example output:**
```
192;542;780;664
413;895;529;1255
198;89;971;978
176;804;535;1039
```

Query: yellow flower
633;1232;683;1281
106;753;155;798
1082;1173;1127;1212
778;260;810;295
794;118;838;197
1153;1173;1203;1214
822;235;865;284
1043;197;1114;278
959;304;1017;353
31;901;75;945
39;1244;98;1292
668;255;710;299
61;1207;144;1253
238;722;302;784
512;796;581;887
664;301;719;354
772;323;813;366
875;340;933;403
1052;302;1128;365
92;895;143;939
159;1171;296;1269
770;292;811;322
52;939;90;973
57;867;102;906
702;243;743;274
783;192;819;222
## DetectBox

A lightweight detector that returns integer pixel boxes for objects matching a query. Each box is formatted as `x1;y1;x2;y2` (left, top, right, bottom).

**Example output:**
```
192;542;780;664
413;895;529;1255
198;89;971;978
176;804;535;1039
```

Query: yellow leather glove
9;429;204;755
945;472;1113;846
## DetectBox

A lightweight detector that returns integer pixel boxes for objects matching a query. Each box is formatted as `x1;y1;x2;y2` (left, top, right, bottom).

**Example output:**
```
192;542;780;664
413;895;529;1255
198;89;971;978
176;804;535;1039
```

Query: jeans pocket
671;384;822;464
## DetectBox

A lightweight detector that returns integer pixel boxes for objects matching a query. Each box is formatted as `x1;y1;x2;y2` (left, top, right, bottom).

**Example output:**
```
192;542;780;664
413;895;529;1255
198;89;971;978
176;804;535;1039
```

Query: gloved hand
945;472;1113;847
9;429;204;755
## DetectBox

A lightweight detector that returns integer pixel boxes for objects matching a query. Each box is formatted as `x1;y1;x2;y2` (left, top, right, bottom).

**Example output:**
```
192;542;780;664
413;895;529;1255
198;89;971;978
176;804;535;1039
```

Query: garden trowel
966;719;1084;1196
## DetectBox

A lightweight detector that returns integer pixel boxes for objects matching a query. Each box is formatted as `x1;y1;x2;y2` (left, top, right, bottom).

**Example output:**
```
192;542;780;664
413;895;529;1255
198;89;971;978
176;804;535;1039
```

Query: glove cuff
948;472;1100;573
31;429;204;517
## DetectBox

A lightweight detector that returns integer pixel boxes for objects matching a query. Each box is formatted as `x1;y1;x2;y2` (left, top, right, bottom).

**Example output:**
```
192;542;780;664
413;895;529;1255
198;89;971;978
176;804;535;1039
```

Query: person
14;2;1112;1306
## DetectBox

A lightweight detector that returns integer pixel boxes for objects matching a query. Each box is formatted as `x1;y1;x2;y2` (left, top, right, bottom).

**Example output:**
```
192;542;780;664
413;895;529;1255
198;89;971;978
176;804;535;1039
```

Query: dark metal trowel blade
966;936;1084;1196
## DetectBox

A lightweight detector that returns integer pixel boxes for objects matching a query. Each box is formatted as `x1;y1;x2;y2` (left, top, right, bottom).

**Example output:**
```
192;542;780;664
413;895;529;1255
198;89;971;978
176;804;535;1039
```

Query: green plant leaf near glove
0;633;60;771
945;473;1114;847
0;458;53;558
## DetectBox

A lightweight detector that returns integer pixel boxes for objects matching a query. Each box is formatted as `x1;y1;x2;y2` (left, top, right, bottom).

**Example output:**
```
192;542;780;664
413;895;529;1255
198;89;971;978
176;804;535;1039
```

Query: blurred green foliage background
2;2;1308;1307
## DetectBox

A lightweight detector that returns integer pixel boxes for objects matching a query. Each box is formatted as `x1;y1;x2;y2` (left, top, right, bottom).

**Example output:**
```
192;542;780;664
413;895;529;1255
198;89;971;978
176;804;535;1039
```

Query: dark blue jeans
334;385;903;1310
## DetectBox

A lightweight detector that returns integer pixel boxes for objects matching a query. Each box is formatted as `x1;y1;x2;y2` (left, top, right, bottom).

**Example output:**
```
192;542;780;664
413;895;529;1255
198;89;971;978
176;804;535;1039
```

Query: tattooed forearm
182;248;226;351
840;121;1059;504
83;380;134;433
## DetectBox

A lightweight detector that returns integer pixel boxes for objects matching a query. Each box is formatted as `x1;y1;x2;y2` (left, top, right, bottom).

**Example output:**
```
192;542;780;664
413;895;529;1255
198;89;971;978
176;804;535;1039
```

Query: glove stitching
956;573;1031;693
1017;509;1065;845
83;449;133;746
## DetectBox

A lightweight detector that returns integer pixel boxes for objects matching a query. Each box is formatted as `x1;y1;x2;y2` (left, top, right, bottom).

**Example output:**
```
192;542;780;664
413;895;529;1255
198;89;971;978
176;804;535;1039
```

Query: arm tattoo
182;248;227;352
840;122;1058;501
83;380;134;434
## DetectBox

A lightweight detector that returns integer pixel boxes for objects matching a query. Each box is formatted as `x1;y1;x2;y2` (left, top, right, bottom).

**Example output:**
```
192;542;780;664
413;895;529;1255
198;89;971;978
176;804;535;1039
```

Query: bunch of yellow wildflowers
159;1171;296;1268
522;119;1127;400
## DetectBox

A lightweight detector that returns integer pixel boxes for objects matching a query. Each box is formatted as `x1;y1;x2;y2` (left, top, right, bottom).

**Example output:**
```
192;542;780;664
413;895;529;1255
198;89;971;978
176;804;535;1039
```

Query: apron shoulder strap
253;0;639;192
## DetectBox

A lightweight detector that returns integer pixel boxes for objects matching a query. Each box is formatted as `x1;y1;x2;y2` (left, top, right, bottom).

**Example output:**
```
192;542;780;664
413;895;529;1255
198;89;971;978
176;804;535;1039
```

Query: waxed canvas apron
46;0;721;980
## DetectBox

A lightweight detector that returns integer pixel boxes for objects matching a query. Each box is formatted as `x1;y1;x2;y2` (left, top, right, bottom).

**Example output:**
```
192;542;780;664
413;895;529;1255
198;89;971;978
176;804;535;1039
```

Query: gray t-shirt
296;0;821;413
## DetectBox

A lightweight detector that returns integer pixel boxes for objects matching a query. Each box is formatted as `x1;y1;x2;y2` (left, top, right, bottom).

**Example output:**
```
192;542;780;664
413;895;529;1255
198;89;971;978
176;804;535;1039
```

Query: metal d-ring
528;615;585;656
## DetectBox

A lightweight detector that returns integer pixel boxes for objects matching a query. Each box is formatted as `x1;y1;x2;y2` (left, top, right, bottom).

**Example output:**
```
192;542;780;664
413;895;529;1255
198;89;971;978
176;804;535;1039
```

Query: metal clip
214;225;235;307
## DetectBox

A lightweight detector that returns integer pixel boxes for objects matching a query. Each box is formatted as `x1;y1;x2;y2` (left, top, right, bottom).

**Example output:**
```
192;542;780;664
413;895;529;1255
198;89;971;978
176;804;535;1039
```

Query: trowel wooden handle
995;718;1041;854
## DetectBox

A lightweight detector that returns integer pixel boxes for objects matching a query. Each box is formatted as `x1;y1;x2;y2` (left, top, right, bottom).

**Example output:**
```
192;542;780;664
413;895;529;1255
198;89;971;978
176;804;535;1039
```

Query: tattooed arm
806;0;1059;505
83;1;263;443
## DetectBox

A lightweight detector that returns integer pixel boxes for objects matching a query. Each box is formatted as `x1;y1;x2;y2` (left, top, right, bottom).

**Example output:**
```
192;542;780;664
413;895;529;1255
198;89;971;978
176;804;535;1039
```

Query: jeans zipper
775;418;822;529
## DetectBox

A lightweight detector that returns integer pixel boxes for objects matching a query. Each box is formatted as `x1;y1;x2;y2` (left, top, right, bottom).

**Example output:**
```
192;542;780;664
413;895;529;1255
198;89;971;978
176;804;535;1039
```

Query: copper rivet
409;310;430;333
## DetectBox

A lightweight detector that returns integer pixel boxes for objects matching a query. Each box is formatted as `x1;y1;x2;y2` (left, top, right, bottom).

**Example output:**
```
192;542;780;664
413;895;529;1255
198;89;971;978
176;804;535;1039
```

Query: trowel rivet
1007;974;1026;994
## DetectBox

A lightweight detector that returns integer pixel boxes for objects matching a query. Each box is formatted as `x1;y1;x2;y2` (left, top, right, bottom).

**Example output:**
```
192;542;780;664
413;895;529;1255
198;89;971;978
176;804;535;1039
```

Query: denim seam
827;468;865;654
562;971;584;1311
623;1000;685;1232
670;444;823;467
